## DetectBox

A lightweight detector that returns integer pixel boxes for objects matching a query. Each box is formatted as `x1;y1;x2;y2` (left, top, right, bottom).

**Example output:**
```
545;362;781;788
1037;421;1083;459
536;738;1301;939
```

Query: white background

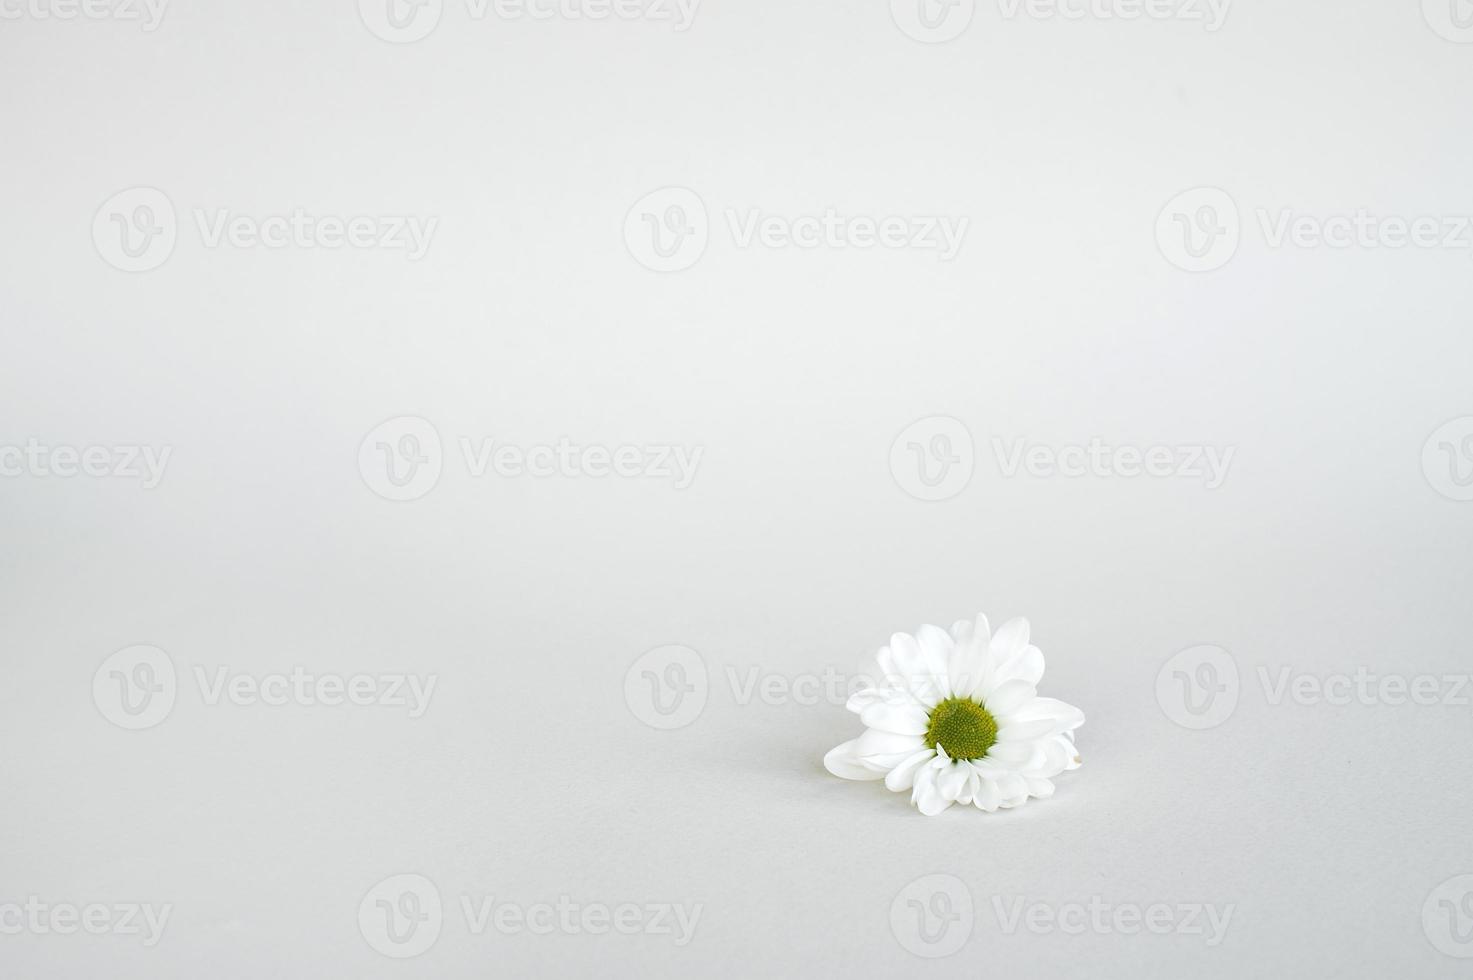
3;0;1473;976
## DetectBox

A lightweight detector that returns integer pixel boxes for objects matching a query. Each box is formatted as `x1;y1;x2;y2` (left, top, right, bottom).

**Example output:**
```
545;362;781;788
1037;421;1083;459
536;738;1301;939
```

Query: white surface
3;1;1473;976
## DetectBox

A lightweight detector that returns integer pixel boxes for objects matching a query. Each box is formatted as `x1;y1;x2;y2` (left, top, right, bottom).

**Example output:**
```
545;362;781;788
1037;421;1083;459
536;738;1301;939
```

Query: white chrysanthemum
823;614;1083;816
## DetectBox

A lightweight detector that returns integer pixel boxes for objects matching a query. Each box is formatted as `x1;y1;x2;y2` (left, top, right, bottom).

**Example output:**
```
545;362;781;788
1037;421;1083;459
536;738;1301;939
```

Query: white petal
994;773;1027;801
969;757;1011;780
823;739;884;781
937;761;970;801
1007;696;1085;736
1056;734;1083;771
995;717;1062;741
1039;737;1071;776
885;749;936;792
956;766;979;805
989;617;1030;661
916;627;956;701
985;740;1045;770
1025;777;1055;799
984;680;1036;716
887;632;947;703
854;728;927;768
915;625;955;699
949;619;973;644
972;613;991;646
993;643;1045;688
859;701;929;736
972;775;1001;812
912;766;954;816
947;632;990;702
845;686;884;714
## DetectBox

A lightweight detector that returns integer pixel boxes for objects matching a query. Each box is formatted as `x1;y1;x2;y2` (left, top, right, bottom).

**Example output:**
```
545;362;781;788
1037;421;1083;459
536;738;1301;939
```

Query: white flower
823;613;1083;815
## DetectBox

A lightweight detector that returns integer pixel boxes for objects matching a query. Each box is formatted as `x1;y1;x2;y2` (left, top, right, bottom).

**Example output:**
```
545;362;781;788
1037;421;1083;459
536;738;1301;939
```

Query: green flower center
924;697;998;761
